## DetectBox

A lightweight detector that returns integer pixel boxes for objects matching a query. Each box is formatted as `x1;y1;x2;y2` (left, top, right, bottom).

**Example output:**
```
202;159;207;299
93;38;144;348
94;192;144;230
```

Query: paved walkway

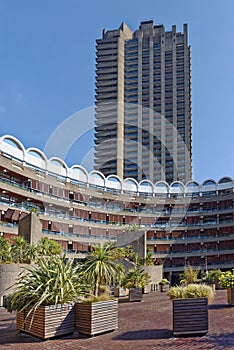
0;289;233;350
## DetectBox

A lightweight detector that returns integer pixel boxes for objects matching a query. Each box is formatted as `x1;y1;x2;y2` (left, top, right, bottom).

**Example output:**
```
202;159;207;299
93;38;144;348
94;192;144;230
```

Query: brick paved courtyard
0;289;233;350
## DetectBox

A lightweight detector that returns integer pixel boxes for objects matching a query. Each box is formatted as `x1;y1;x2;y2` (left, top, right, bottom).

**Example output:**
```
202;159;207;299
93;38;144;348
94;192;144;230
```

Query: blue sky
0;0;234;183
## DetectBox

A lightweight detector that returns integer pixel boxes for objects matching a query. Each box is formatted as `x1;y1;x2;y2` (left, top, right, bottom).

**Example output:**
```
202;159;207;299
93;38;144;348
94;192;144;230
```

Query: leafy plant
142;248;154;266
159;278;170;285
5;254;88;314
179;264;200;284
0;236;12;263
37;237;62;256
81;243;124;297
202;269;222;283
122;267;150;289
167;283;215;303
123;224;139;233
11;237;28;263
218;269;234;288
0;236;62;264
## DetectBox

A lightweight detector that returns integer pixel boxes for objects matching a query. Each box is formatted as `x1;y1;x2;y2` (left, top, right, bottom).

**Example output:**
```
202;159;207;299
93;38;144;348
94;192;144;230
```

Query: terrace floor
0;289;233;350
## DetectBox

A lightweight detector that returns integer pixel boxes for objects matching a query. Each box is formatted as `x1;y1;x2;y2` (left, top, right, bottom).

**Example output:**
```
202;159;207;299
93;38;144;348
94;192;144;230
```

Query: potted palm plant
167;283;214;336
122;267;150;302
218;269;234;306
4;254;87;339
75;243;122;336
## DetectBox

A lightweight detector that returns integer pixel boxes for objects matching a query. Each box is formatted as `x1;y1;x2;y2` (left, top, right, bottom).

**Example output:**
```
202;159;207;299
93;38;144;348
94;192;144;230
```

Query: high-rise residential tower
94;20;192;184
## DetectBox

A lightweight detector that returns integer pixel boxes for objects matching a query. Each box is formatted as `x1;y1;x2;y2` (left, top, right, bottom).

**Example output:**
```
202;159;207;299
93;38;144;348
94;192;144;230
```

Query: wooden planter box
173;298;208;336
227;288;234;306
114;287;126;297
16;303;75;339
75;300;118;336
160;283;169;292
129;288;143;302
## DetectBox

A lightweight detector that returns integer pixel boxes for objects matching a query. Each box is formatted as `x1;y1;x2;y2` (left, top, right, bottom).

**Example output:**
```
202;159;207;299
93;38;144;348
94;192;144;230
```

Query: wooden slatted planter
173;298;208;336
114;287;126;297
227;288;234;306
75;300;118;336
129;288;143;302
16;303;75;339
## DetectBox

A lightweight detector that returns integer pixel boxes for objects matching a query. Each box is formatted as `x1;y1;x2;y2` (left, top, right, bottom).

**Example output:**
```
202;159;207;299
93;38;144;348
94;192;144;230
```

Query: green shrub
5;254;88;313
218;269;234;288
122;267;150;288
179;265;200;284
167;283;214;303
159;278;170;285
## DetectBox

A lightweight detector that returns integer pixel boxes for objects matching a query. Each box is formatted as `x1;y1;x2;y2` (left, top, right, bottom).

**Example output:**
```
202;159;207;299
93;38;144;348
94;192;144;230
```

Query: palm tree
143;248;154;266
82;243;123;297
37;237;62;256
0;236;12;263
122;267;150;289
25;242;38;263
11;237;27;263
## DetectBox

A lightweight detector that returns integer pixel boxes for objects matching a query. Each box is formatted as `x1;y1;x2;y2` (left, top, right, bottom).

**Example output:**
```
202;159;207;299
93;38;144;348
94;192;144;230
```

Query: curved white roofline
218;176;232;184
186;180;200;187
170;181;185;188
71;164;88;176
139;179;154;187
107;174;122;182
0;134;234;194
0;135;25;153
155;181;170;188
26;147;48;162
89;170;106;180
49;157;68;170
202;179;217;186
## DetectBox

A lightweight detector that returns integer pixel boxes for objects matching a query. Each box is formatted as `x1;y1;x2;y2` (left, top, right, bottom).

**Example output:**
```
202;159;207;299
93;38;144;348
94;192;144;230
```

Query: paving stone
0;290;233;350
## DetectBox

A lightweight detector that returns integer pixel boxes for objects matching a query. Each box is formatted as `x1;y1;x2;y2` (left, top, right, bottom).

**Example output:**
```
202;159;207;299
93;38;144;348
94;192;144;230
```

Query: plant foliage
5;254;88;313
218;269;234;288
122;267;150;289
167;283;215;303
81;243;123;297
179;264;200;284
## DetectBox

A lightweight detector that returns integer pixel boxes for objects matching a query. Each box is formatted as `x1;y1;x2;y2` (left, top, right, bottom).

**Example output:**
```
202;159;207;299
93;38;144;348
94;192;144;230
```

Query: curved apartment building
0;135;233;280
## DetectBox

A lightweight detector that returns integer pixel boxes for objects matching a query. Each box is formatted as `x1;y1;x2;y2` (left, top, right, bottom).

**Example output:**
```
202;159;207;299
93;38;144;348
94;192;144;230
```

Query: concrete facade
94;20;192;184
0;264;30;306
0;135;233;281
18;212;42;245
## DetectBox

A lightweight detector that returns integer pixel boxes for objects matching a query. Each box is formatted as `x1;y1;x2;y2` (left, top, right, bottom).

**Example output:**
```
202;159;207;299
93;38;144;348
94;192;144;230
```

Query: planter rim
172;297;208;301
76;299;117;304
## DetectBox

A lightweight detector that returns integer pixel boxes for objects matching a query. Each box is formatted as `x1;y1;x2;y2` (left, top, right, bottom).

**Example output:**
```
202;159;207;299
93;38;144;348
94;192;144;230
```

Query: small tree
0;236;12;263
37;237;62;256
81;243;124;297
122;267;150;289
143;248;154;266
11;237;28;263
179;264;200;284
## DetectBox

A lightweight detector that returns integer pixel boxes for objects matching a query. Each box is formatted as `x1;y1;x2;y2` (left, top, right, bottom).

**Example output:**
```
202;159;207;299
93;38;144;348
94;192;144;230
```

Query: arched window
2;136;24;151
203;179;216;186
218;177;232;184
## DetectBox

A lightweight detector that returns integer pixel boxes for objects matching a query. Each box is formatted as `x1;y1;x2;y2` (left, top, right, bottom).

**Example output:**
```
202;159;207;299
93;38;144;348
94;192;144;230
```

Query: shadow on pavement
113;328;172;340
